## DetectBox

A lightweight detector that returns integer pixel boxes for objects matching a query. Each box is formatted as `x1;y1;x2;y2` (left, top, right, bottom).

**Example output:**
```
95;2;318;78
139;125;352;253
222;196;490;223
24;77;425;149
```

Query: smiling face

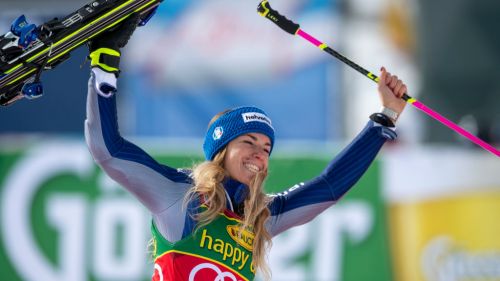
223;133;271;186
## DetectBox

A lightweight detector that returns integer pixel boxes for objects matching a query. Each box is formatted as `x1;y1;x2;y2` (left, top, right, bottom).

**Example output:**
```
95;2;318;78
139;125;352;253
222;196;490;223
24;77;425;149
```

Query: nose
253;151;264;160
252;147;268;160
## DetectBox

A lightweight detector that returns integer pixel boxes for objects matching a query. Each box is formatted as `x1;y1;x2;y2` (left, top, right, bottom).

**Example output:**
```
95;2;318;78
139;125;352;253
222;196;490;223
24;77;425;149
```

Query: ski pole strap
257;0;300;35
89;48;121;74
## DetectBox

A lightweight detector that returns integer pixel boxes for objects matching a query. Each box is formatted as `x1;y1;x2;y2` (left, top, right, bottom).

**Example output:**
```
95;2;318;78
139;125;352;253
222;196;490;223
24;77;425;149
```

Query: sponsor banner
124;0;342;141
128;0;338;87
0;141;390;281
383;147;500;281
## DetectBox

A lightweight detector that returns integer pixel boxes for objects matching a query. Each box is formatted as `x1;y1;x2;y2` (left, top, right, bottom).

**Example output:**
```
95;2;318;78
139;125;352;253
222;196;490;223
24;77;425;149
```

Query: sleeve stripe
269;121;387;218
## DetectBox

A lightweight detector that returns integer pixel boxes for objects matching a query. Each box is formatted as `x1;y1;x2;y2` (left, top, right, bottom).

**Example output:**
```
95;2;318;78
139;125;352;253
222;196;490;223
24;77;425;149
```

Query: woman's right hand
88;13;140;75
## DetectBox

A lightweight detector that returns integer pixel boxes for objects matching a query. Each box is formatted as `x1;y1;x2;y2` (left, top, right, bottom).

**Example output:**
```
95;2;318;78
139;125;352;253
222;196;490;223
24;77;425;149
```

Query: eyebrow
245;134;271;147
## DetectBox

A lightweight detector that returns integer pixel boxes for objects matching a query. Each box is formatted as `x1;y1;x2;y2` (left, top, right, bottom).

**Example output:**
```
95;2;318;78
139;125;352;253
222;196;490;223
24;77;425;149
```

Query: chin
237;175;253;186
235;172;265;186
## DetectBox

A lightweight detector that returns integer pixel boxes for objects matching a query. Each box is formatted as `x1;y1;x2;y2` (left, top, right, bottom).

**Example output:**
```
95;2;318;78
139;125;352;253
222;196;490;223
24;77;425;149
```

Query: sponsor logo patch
241;112;272;128
189;262;237;281
226;225;254;252
213;126;224;140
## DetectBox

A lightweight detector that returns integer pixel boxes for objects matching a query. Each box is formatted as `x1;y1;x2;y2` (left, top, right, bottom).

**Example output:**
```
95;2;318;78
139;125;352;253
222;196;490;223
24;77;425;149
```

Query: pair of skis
0;0;162;106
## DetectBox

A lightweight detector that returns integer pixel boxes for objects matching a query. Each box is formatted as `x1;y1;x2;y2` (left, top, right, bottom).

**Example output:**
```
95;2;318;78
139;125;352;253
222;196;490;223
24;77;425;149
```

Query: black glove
88;13;140;75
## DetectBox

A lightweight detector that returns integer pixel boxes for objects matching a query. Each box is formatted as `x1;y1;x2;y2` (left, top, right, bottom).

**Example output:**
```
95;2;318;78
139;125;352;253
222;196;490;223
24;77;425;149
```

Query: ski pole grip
257;0;300;35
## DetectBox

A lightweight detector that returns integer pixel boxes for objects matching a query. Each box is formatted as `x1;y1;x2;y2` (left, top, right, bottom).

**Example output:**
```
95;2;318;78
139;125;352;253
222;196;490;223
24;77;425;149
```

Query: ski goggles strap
89;47;121;74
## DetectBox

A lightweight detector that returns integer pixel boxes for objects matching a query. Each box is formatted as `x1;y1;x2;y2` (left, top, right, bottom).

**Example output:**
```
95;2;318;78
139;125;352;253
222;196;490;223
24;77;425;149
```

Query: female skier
85;16;407;280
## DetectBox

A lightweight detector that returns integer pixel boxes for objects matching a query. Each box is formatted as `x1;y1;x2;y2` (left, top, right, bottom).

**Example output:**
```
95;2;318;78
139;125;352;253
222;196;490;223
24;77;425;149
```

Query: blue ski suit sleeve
84;68;192;242
266;121;395;236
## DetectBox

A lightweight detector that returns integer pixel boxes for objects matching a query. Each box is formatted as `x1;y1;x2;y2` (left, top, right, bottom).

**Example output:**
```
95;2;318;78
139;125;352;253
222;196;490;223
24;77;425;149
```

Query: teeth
244;163;260;173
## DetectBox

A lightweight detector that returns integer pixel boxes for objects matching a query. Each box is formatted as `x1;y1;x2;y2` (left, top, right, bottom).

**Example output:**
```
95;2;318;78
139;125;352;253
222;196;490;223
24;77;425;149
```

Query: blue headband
203;106;275;160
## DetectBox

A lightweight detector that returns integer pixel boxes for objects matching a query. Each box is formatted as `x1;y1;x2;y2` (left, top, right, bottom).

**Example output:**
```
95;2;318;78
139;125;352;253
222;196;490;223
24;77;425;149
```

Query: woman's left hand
377;67;408;115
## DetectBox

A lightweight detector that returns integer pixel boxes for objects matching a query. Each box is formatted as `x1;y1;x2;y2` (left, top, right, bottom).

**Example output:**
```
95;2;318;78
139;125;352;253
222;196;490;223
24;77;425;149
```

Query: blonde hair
184;110;273;279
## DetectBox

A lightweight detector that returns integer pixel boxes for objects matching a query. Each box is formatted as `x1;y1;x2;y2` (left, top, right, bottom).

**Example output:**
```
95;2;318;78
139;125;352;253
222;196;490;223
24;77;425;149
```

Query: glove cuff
89;48;121;74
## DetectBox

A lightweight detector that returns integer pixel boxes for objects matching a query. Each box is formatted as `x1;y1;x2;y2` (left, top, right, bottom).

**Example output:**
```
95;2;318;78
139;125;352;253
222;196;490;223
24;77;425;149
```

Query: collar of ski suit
223;178;249;206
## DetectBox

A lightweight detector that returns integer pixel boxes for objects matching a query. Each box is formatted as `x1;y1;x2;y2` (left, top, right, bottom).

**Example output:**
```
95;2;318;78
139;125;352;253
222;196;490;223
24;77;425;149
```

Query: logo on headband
213;126;224;140
241;112;272;127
